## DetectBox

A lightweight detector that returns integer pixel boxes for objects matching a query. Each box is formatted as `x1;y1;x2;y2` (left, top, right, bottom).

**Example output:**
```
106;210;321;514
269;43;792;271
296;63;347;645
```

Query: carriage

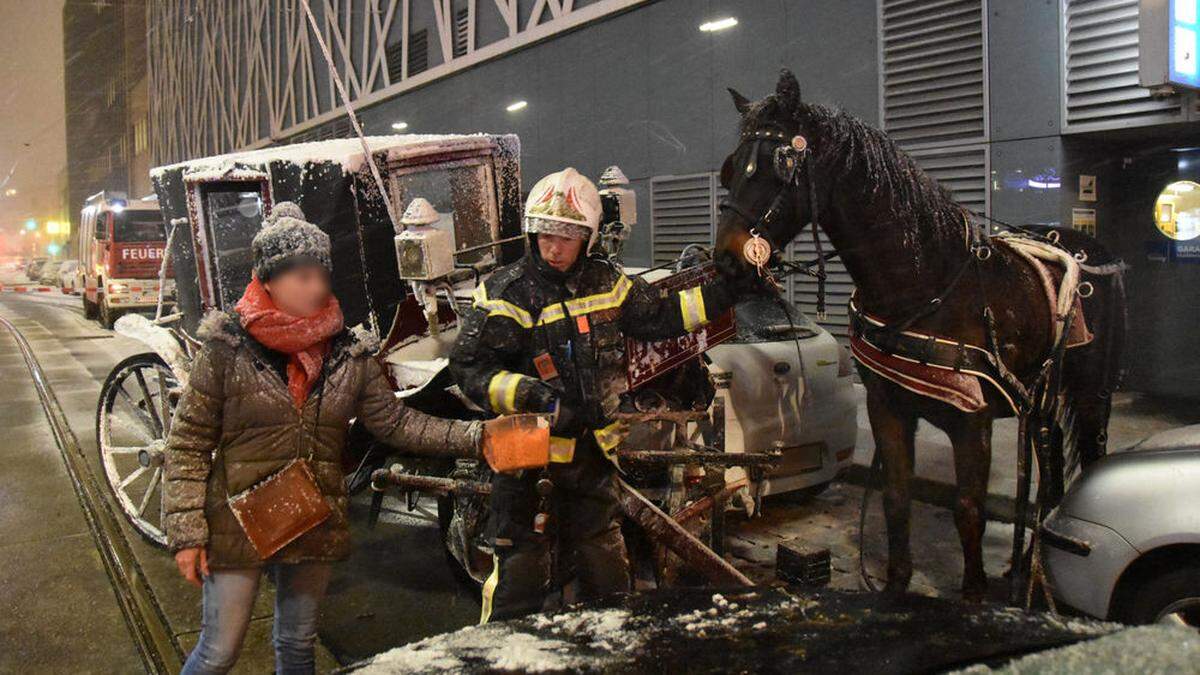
95;132;792;590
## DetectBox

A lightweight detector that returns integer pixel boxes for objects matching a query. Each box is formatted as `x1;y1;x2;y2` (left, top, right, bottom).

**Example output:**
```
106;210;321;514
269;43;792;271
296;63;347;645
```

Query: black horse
713;70;1126;601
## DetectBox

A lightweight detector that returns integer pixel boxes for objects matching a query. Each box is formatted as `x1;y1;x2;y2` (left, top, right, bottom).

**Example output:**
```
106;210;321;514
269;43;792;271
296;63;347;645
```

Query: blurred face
262;264;332;317
537;233;585;272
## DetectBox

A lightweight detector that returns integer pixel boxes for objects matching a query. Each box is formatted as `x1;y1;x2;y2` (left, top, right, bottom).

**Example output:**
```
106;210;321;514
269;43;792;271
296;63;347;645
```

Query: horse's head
714;69;819;283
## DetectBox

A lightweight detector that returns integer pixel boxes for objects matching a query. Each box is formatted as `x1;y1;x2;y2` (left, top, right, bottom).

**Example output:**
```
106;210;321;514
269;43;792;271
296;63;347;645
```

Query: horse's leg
864;376;917;594
947;410;993;602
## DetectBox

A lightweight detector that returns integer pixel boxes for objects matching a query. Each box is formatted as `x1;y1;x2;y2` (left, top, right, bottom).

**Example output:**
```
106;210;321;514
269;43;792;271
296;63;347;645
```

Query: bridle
718;126;833;318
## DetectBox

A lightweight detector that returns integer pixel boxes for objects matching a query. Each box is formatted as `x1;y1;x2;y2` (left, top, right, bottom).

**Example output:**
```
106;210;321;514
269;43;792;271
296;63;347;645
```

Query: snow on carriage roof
150;133;505;180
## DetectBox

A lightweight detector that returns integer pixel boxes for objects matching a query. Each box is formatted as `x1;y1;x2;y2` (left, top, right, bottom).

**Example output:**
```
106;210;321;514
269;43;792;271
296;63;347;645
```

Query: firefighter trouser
480;435;630;623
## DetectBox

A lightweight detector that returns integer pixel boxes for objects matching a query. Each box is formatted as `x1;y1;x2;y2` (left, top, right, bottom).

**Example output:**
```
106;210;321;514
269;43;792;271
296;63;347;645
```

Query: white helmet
523;167;602;251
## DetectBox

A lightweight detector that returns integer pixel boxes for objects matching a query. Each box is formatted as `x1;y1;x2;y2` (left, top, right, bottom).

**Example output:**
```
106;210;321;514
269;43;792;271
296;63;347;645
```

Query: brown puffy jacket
162;311;481;568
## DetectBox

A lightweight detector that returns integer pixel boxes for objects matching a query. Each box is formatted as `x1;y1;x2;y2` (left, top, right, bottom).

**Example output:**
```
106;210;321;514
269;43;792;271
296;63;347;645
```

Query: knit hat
251;201;332;281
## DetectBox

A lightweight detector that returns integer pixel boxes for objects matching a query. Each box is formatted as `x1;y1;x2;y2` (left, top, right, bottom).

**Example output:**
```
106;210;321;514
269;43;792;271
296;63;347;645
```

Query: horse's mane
739;97;964;234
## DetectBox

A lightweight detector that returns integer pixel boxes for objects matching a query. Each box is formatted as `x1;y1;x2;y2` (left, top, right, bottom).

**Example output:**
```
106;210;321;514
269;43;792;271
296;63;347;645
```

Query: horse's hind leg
948;411;993;602
865;378;918;594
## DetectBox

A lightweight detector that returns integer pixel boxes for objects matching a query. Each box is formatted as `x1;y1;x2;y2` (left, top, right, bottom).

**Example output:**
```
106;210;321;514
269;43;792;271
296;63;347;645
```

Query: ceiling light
391;121;408;131
699;17;737;32
506;100;528;113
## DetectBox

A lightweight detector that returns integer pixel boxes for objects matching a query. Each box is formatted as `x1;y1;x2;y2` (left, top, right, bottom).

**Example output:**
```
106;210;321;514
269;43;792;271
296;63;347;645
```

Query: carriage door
184;176;272;310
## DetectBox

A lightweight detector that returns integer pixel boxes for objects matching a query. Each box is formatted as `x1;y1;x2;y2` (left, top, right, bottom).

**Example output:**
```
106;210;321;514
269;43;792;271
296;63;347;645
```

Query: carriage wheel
96;352;178;548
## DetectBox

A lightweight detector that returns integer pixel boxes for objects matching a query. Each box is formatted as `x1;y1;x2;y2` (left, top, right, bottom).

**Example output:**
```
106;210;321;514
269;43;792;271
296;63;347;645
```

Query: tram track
0;313;182;673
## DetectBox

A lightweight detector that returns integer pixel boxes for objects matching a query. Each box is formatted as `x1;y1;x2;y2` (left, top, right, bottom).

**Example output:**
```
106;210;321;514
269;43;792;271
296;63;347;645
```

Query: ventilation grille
453;8;470;58
409;29;429;76
649;173;725;268
1062;0;1183;132
786;232;854;344
908;144;989;216
880;0;987;148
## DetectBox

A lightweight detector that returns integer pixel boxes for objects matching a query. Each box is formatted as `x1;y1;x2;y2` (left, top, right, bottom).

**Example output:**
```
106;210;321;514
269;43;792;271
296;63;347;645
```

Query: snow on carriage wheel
96;352;178;548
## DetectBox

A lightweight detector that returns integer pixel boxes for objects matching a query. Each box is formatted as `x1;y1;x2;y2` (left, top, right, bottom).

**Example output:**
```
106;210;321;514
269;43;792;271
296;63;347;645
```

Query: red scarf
235;277;344;409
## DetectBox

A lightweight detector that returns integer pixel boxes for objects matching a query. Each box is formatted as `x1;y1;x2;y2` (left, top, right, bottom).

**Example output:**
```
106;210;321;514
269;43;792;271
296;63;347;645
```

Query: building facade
147;0;1200;398
62;0;153;234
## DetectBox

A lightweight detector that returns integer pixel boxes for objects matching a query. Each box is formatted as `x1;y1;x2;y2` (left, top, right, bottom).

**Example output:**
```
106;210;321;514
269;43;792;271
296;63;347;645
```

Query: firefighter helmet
523;167;602;251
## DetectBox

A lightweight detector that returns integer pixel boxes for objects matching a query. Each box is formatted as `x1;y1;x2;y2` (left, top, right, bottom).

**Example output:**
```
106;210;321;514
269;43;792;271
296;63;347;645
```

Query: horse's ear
775;68;801;113
728;87;751;115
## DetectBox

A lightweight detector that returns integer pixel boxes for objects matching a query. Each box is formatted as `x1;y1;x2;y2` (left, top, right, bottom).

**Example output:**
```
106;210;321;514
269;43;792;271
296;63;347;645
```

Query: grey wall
986;0;1067;228
356;0;880;266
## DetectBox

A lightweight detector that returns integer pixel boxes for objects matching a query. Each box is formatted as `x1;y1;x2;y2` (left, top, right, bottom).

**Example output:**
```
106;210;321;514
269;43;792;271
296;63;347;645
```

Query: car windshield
112;210;166;242
732;295;820;343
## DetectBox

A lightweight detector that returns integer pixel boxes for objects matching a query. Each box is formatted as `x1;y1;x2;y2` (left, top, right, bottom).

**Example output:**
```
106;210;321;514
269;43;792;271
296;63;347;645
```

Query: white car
57;260;80;294
709;295;857;496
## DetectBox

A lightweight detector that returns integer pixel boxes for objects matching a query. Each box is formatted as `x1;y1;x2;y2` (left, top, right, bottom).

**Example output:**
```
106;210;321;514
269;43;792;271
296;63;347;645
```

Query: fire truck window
1154;180;1200;240
202;187;264;308
112;211;166;242
391;161;500;265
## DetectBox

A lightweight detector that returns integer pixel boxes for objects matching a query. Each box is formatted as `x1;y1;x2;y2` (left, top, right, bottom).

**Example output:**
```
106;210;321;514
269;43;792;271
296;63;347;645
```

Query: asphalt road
0;289;479;673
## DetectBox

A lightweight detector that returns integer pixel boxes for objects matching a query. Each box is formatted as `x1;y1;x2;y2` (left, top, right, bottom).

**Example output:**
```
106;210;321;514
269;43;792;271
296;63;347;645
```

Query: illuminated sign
1142;0;1200;90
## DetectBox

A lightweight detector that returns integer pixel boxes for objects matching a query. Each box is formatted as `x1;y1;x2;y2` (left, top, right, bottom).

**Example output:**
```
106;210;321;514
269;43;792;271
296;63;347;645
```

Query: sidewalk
844;384;1200;521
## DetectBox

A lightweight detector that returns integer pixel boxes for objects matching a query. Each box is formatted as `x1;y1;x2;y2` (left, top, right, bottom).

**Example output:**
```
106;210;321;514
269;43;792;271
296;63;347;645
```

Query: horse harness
720;125;1096;418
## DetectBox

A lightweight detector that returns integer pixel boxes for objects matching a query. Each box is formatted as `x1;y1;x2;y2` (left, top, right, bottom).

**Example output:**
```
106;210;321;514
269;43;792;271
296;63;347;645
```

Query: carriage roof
151;133;524;342
150;133;504;179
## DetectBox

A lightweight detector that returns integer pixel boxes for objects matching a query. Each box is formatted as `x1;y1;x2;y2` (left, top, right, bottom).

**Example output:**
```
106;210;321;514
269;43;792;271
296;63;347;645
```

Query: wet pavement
0;290;476;672
0;283;1193;672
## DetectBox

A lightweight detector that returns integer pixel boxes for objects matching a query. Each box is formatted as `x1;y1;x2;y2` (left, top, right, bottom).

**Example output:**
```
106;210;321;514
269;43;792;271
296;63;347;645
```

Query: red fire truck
76;191;174;328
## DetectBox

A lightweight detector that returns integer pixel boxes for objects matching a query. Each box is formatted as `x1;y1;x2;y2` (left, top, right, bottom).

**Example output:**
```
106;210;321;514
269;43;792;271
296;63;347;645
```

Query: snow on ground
952;625;1200;674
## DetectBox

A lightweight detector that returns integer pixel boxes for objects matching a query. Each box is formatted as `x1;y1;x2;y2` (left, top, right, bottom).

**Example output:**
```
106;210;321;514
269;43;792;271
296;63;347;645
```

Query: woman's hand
174;547;210;587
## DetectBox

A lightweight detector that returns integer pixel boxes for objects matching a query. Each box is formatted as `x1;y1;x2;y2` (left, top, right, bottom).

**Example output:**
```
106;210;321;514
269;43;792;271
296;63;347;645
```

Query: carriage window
201;183;265;308
1154;180;1200;241
390;160;500;265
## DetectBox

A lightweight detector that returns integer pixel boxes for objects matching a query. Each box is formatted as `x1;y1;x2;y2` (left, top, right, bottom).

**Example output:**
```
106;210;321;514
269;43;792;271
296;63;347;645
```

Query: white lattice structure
147;0;648;165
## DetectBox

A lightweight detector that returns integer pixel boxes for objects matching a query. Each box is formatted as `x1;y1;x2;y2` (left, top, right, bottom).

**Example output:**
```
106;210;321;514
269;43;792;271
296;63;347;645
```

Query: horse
712;69;1126;601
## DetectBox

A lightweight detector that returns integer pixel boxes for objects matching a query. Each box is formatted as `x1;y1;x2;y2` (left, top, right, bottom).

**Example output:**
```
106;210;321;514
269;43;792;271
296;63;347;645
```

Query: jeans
180;561;333;675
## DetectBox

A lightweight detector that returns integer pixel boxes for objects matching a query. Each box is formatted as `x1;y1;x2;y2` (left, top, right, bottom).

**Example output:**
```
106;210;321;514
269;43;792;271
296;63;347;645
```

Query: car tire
1114;564;1200;628
83;295;98;319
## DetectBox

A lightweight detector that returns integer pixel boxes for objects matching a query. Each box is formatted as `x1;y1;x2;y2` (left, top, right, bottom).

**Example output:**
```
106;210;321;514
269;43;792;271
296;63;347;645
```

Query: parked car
24;257;47;280
1042;423;1200;628
628;270;858;498
37;260;62;286
57;260;79;293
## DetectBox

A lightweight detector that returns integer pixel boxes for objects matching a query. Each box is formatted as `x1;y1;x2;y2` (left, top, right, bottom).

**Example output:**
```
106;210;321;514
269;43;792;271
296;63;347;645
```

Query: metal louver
879;0;988;148
786;232;854;344
908;144;989;215
649;173;725;268
1061;0;1184;132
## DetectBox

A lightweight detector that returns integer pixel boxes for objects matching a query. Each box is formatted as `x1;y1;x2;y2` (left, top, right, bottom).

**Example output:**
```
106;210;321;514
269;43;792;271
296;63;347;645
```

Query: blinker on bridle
719;126;828;317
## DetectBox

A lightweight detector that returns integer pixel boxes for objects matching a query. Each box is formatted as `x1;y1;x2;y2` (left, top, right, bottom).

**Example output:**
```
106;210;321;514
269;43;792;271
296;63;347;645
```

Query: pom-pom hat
251;201;333;281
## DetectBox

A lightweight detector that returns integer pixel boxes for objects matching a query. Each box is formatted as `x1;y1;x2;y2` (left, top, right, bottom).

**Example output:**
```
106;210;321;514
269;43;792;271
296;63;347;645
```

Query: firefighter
449;167;736;622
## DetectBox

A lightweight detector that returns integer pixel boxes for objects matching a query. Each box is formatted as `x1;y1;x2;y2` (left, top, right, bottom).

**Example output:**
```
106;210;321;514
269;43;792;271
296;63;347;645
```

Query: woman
164;202;484;674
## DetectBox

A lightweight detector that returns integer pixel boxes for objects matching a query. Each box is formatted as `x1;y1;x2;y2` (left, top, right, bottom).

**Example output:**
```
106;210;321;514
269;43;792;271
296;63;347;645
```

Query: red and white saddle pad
849;235;1092;415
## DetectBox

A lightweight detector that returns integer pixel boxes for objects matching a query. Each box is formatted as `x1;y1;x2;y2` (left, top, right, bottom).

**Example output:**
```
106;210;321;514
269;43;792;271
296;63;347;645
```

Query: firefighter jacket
449;252;734;464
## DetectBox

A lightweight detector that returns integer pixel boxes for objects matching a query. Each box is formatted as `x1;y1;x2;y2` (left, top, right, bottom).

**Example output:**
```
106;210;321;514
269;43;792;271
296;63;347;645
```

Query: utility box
1139;0;1200;91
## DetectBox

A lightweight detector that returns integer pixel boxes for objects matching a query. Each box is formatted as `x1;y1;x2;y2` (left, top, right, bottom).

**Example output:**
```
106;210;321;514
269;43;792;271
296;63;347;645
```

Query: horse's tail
1050;227;1128;483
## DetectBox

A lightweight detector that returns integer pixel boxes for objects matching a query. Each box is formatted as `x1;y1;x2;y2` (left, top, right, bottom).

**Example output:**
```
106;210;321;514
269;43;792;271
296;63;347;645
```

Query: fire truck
76;191;174;328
